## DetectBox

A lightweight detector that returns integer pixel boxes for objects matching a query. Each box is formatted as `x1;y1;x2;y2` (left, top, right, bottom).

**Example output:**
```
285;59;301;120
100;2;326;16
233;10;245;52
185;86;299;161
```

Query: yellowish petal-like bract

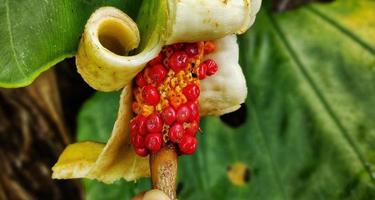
53;86;149;183
76;0;261;92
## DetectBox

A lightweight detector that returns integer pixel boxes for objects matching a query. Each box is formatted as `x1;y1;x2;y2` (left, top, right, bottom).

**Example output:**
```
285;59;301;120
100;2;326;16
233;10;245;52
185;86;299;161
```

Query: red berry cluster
131;41;218;157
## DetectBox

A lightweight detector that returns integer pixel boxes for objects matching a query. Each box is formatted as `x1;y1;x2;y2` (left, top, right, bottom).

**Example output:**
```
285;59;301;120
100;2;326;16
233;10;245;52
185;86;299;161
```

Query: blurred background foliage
76;0;375;199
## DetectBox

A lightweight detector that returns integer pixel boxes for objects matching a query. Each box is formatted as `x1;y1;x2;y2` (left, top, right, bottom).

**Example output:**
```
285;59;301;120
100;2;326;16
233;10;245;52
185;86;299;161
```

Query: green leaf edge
0;52;74;88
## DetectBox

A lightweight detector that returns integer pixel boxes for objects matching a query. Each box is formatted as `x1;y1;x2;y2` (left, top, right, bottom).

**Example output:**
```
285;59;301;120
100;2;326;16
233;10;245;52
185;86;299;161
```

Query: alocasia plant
51;1;262;199
74;1;375;199
0;0;374;199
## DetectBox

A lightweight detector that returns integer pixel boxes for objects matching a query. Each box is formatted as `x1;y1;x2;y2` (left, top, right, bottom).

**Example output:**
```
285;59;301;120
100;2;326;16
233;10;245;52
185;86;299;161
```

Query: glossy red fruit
169;123;185;143
150;64;168;84
149;54;162;66
161;106;176;125
138;115;148;135
131;134;144;148
142;85;160;105
172;43;185;50
135;72;147;87
197;62;207;80
185;43;198;57
185;121;199;137
146;113;163;133
204;41;216;54
168;51;188;72
186;101;199;122
179;135;197;154
182;84;200;101
135;147;149;157
145;133;163;153
130;118;138;135
205;59;218;76
176;105;191;123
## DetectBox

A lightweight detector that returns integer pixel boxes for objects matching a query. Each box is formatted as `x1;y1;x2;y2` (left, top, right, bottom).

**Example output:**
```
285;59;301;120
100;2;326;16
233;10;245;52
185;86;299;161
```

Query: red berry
172;43;185;50
146;113;163;133
130;118;138;135
135;72;147;87
131;134;144;148
179;135;197;154
182;84;200;101
150;64;168;84
205;59;218;76
145;133;163;153
135;147;149;157
149;54;162;66
186;101;200;122
176;105;191;123
185;121;199;137
168;51;188;72
204;41;216;54
161;106;176;125
142;85;160;105
169;123;185;143
185;43;198;57
197;62;207;80
165;46;174;56
138;115;148;135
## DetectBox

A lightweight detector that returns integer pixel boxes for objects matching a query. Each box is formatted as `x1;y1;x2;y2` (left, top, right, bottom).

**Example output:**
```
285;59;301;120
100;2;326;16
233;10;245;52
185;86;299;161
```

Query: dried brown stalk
150;144;178;200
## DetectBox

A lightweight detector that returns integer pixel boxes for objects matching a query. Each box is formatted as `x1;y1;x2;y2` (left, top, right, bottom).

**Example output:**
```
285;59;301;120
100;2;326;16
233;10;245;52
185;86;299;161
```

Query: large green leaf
0;0;141;87
77;0;375;199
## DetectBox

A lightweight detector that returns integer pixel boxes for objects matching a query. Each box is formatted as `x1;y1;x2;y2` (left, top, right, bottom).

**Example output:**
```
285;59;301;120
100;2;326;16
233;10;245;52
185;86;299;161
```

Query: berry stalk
150;144;178;200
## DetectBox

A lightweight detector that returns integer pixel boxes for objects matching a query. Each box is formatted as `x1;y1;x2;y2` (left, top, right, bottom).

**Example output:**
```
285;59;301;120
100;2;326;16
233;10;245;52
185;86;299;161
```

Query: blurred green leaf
77;92;120;143
77;0;375;199
0;0;140;88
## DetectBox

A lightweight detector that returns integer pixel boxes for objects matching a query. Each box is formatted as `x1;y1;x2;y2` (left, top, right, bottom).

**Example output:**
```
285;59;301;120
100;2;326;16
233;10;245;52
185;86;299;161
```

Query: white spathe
200;35;247;116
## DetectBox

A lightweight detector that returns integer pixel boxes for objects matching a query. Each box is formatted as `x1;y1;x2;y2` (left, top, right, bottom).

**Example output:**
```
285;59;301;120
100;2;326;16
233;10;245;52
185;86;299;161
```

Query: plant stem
150;144;178;200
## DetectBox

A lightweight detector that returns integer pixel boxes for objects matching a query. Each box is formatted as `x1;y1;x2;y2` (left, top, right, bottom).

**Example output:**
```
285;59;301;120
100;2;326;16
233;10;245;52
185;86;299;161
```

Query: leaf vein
5;0;27;78
247;99;289;200
267;11;375;184
306;6;375;55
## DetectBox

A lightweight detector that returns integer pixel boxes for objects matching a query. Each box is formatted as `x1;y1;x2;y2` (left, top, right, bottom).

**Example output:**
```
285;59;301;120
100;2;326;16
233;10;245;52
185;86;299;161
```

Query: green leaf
77;92;120;143
77;0;375;199
0;0;141;88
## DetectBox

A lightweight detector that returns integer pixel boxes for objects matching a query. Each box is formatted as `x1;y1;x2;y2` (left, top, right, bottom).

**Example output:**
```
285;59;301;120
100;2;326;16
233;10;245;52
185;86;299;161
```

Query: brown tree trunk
0;69;83;200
